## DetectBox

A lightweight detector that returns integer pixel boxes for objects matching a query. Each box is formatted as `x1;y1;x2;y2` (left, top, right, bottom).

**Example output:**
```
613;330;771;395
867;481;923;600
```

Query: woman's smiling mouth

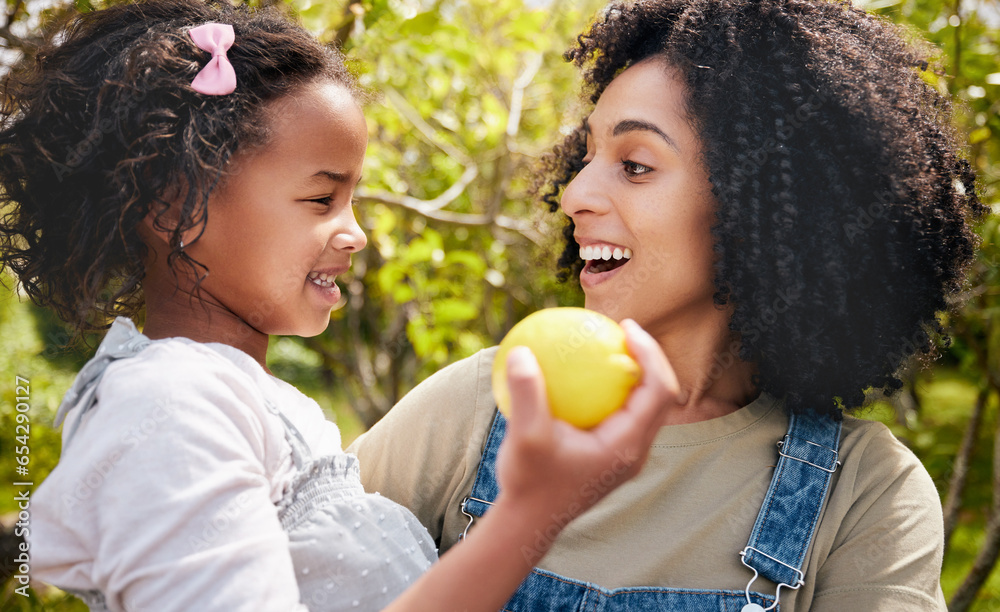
581;244;633;274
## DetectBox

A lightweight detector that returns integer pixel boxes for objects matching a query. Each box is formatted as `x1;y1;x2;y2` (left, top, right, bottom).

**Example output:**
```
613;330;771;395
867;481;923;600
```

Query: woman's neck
647;308;758;426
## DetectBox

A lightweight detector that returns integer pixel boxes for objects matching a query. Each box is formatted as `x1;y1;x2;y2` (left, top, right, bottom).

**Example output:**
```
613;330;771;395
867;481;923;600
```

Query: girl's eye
309;196;334;206
622;159;652;178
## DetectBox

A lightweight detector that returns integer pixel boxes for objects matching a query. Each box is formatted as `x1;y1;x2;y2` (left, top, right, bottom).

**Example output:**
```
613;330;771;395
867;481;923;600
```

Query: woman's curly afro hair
538;0;986;416
0;0;357;332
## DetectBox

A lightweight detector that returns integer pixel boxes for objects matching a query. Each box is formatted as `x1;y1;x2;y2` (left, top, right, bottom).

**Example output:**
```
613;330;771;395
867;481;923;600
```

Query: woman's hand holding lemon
407;320;680;612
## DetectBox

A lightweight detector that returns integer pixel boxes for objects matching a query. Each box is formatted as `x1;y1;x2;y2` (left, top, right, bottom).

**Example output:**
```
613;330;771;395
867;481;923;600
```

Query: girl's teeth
613;248;623;260
624;248;633;259
309;272;334;287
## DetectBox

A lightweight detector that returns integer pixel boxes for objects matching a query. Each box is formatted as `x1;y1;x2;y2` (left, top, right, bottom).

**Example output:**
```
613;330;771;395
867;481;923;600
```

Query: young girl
0;1;679;610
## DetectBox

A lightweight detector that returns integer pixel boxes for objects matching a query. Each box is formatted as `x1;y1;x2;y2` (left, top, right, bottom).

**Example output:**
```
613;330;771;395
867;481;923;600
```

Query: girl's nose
331;205;367;253
560;160;611;219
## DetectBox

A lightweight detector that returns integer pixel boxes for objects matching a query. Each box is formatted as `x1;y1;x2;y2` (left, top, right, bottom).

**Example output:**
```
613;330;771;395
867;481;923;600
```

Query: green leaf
399;11;441;36
969;126;992;144
376;261;405;294
391;282;416;303
432;298;479;323
444;250;488;275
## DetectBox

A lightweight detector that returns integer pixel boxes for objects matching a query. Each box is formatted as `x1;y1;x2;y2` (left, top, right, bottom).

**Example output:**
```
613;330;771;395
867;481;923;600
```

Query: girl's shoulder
74;318;272;409
105;336;266;402
57;319;281;459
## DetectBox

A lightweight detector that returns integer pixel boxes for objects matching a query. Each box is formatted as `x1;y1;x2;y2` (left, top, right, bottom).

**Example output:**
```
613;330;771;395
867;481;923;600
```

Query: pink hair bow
189;23;236;95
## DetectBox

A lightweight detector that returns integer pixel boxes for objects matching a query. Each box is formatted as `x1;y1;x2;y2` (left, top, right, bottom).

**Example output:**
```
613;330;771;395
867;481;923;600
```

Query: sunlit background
0;0;998;609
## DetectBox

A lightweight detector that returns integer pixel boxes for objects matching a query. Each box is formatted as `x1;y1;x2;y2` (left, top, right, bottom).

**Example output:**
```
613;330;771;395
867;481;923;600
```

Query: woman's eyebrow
582;116;680;153
613;119;680;152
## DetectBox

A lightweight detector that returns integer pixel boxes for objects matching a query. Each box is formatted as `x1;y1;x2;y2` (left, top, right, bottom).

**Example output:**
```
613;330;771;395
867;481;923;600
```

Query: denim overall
460;409;841;612
54;319;437;612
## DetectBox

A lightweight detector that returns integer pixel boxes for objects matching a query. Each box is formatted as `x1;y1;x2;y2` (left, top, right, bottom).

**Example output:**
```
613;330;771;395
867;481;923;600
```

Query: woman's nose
560;160;611;218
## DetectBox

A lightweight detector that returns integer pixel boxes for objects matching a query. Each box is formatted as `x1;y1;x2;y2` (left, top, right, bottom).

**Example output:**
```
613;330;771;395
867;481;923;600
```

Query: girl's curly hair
0;0;357;332
538;0;986;416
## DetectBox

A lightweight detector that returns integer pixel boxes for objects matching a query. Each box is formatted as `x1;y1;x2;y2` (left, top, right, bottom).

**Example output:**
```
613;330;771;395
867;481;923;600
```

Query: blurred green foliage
0;0;998;609
857;1;1000;609
302;0;598;426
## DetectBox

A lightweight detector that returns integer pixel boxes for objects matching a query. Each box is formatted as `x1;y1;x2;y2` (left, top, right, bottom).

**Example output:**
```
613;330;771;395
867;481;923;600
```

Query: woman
350;0;984;610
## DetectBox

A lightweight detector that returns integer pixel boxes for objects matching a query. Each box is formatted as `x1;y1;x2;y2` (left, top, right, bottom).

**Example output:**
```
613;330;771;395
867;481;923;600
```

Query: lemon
492;307;642;428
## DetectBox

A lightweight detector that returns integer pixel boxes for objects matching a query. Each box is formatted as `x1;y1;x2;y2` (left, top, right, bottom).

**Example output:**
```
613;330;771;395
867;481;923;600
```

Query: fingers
495;329;677;515
593;319;681;452
623;319;684;401
620;318;684;418
503;346;551;442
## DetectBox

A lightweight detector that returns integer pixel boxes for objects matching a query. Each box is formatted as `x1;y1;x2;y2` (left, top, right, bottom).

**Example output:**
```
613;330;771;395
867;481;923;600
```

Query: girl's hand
383;322;681;612
494;319;682;551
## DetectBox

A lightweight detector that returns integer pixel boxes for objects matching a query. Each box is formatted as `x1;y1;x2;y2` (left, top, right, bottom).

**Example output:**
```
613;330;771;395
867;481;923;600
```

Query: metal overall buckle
738;546;804;612
458;496;493;541
775;438;841;473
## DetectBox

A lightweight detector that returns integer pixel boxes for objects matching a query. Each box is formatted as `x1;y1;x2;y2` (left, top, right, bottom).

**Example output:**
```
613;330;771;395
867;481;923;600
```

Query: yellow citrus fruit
492;307;642;429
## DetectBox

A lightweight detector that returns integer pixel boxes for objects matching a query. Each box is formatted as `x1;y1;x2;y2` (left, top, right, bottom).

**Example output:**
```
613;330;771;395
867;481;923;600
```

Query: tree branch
383;86;475;168
355;188;545;245
0;0;55;54
0;24;34;52
357;165;478;214
345;281;390;428
374;70;553;246
948;377;1000;612
943;386;989;555
333;1;364;49
505;52;541;139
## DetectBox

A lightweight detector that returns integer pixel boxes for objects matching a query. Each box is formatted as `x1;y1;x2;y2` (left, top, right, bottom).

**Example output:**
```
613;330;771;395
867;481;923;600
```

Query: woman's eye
621;159;652;178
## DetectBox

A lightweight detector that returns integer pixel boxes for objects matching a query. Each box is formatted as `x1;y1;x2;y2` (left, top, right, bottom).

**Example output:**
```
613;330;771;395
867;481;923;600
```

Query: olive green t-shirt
349;347;946;611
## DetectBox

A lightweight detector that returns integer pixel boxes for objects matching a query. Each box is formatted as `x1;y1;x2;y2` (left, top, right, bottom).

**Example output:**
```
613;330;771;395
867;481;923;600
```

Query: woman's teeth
580;245;633;274
308;271;335;288
580;245;633;261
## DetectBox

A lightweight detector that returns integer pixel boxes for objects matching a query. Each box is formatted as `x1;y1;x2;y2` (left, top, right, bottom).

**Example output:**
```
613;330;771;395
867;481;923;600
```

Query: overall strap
459;409;506;538
740;410;842;604
264;400;313;469
58;318;151;450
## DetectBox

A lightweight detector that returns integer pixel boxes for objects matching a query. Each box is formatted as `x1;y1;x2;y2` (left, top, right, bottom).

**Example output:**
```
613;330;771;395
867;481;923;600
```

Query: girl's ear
140;200;182;249
140;184;201;250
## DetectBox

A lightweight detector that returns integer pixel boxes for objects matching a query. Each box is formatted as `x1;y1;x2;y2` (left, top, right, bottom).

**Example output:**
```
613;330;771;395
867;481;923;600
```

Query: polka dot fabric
277;431;437;610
